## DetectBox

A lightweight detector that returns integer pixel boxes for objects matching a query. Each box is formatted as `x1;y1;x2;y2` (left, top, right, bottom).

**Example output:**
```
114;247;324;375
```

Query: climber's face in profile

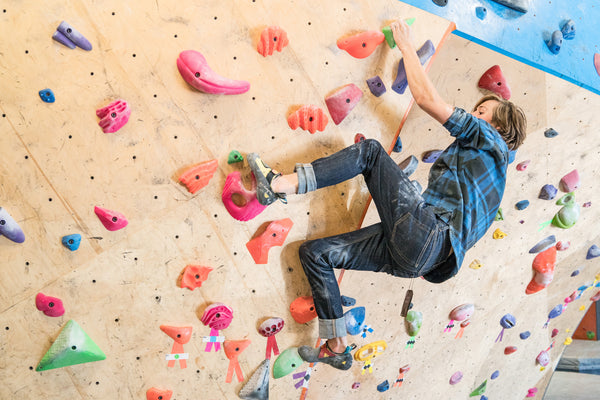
471;99;500;128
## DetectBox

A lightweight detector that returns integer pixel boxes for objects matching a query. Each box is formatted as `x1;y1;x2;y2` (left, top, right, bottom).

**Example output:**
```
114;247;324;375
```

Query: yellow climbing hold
564;337;573;345
493;228;507;239
469;259;483;269
579;305;586;311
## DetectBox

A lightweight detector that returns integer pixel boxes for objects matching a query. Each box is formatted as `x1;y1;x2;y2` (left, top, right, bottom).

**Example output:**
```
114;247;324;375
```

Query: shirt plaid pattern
422;107;509;283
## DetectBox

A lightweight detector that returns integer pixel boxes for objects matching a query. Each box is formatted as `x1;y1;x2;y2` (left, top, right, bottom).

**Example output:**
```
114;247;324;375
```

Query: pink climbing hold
449;371;463;385
325;83;363;125
201;303;234;330
556;241;570;251
478;65;511;100
94;206;128;231
516;160;530;171
177;50;250;95
35;293;65;317
222;171;267;221
594;54;600;77
526;388;538;397
246;218;293;264
559;169;580;192
96;99;130;133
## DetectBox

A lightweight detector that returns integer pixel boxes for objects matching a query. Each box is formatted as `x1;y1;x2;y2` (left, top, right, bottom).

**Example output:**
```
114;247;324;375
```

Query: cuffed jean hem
295;163;317;194
319;317;347;339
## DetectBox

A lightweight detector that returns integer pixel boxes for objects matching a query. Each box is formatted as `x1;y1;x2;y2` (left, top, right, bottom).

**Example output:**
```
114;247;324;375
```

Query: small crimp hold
516;160;530;171
246;218;293;264
544;128;559;138
515;200;529;210
96;99;131;133
61;234;82;251
228;150;243;164
178;159;218;194
449;371;463;385
354;133;366;143
180;265;213;290
492;228;506;239
287;105;328;134
366;75;386;97
36;293;65;317
377;380;390;392
39;89;55;103
257;26;289;57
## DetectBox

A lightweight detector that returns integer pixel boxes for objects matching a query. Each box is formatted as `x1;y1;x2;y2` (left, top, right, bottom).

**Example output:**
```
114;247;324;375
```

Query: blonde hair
473;94;527;150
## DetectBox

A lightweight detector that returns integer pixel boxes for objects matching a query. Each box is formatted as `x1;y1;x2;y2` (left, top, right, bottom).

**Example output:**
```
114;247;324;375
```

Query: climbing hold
450;371;463;385
544;304;563;328
490;0;528;12
227;150;243;164
594;54;600;77
520;331;531;340
516;160;530;171
556;241;570;251
559;170;580;192
0;207;25;243
39;89;55;103
449;304;474;322
515;200;529;210
494;208;504;221
539;184;558;200
336;31;385;59
469;380;487;397
36;293;65;317
352;382;360;389
478;65;511;100
492;228;506;239
96;99;130;133
290;296;317;324
564;337;573;345
36;320;106;371
536;350;550;366
160;325;192;368
259;317;284;361
355;340;387;363
561;20;576;39
432;0;448;6
239;359;269;400
399;155;418;177
496;314;516;342
201;303;233;330
393;40;435;94
591;291;600;302
222;171;267;221
469;259;483;270
570;268;580;277
287;105;328;134
526;246;557;295
146;388;173;400
354;133;366;143
583;201;592;208
381;26;396;49
587;245;600;260
52;21;92;50
526;388;538;398
178;159;218;194
392;136;402;153
246;218;293;264
344;307;366;335
94;206;128;231
504;346;517;355
376;380;390;392
341;295;356;307
257;26;289;57
224;339;251;383
273;347;303;379
61;234;81;251
476;6;487;20
551;328;559;338
546;30;563;55
325;83;363;125
529;235;556;254
552;193;580;229
422;149;443;163
491;370;500;380
405;310;423;337
177;50;250;95
180;265;213;290
366;76;386;97
544;128;559;138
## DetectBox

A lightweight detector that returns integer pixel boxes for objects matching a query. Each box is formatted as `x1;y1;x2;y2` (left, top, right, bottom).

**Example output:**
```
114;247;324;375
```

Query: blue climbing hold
422;149;442;163
393;136;402;153
520;331;531;340
39;89;55;103
515;200;529;210
377;380;390;392
544;128;559;138
366;76;386;97
587;245;600;260
539;184;558;200
61;234;82;251
341;295;356;307
491;370;500;380
547;30;563;55
561;20;576;40
571;269;580;277
476;7;487;20
344;307;366;335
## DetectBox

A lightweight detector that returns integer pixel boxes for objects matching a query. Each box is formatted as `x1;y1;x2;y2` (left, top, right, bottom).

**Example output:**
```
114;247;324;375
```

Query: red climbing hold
325;83;363;125
287;105;328;134
337;31;385;59
179;159;218;194
526;246;557;295
246;218;293;264
559;169;580;192
478;65;511;100
180;265;213;290
94;206;128;231
257;26;289;57
504;346;518;355
146;388;173;400
289;296;317;324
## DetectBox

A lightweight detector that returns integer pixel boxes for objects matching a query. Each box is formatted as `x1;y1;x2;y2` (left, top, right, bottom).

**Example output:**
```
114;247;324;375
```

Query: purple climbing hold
422;149;443;163
393;136;402;153
547;30;563;55
490;370;500;380
529;235;556;254
476;7;487;20
559;170;580;192
561;20;576;40
520;331;531;340
587;245;600;260
366;76;386;97
393;40;435;94
571;269;580;277
0;207;25;243
449;371;463;385
399;155;418;177
544;128;559;138
53;21;92;51
515;200;529;210
539;184;557;200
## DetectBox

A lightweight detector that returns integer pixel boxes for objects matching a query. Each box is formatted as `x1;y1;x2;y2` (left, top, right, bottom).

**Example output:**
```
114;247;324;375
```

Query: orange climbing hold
478;65;511;100
146;388;173;400
180;265;213;290
224;339;251;383
257;26;289;57
289;295;317;324
246;218;293;264
337;31;385;59
178;159;218;194
526;246;557;295
160;325;192;368
287;105;329;134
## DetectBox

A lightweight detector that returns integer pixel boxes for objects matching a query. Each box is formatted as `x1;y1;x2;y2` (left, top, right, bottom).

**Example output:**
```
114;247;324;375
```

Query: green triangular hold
381;18;416;49
494;207;504;221
238;359;269;400
405;17;416;26
36;320;106;371
228;150;244;164
469;379;487;397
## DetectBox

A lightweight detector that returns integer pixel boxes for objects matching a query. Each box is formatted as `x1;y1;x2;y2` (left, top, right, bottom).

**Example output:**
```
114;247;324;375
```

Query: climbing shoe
247;153;287;206
298;342;355;371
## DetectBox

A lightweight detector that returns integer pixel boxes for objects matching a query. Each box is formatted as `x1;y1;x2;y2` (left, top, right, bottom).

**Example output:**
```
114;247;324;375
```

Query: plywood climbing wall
1;1;599;399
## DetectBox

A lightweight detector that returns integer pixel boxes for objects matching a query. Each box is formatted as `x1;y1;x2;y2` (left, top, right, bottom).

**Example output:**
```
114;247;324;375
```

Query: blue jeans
298;139;452;339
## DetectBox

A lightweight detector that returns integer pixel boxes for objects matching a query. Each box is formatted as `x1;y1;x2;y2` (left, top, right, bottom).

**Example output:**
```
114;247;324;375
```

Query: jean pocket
390;210;437;272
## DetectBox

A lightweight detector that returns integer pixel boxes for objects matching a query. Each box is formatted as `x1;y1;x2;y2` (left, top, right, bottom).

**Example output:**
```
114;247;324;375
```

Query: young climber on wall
248;19;527;370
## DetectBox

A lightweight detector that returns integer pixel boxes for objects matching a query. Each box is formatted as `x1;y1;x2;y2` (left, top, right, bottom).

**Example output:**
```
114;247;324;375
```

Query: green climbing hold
494;208;504;221
228;150;244;164
36;320;106;371
382;18;415;49
552;193;580;229
273;347;303;379
469;380;487;397
405;310;423;337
